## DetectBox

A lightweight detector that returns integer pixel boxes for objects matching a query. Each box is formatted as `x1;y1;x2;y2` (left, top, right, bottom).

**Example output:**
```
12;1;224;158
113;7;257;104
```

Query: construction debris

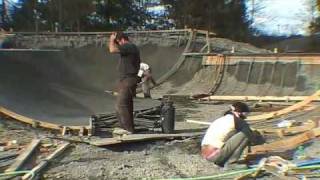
247;127;320;158
22;142;70;180
247;90;320;121
5;139;40;173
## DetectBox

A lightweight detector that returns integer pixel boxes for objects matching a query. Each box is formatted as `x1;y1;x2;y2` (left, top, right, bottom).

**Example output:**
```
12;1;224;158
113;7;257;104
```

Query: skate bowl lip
10;28;214;35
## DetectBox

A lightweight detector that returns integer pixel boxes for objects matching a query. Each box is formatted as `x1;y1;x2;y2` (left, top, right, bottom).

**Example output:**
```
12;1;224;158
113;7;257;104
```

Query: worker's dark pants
142;78;151;98
141;70;155;98
207;132;249;166
116;77;138;133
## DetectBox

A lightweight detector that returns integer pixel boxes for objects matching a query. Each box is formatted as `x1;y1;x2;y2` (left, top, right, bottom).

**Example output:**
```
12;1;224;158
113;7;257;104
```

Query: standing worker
201;102;263;167
109;32;140;134
138;62;157;98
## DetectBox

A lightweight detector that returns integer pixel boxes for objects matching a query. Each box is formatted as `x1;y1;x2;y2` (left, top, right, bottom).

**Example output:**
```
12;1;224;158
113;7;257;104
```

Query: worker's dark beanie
231;102;250;113
115;31;129;41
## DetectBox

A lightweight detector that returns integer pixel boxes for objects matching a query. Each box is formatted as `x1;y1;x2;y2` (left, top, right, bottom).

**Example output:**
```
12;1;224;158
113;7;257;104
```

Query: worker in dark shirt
109;32;140;134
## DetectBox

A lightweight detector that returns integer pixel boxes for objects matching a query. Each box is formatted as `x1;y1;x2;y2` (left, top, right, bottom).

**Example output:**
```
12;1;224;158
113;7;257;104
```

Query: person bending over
201;102;262;167
137;62;156;98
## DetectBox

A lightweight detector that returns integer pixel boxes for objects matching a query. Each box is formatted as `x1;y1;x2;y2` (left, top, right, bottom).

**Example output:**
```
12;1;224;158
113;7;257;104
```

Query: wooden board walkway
90;132;204;146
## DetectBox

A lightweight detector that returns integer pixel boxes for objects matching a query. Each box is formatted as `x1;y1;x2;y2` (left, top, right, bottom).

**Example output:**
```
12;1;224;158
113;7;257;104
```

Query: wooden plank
259;120;317;136
0;159;17;170
248;127;320;155
186;119;210;125
202;54;320;65
264;165;300;180
5;139;41;172
186;119;317;136
195;29;216;35
247;90;320;121
202;96;320;102
0;106;89;131
90;132;204;146
228;55;320;65
0;107;61;130
22;142;70;180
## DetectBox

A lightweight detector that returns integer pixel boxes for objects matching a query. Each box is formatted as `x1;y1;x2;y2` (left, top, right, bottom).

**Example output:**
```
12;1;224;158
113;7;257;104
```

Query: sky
247;0;316;36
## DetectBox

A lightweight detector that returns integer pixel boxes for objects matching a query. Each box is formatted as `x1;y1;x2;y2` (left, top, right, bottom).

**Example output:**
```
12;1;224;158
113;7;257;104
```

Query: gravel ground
0;101;320;180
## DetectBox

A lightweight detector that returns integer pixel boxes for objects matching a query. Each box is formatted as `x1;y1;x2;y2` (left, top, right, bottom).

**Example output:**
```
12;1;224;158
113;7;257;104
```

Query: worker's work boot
112;128;132;138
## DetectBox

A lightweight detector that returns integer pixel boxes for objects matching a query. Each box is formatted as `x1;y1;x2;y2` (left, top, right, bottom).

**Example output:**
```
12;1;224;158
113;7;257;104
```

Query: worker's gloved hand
250;130;265;145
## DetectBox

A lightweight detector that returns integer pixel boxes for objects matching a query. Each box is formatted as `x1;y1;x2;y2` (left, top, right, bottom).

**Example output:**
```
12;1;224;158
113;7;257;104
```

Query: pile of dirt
210;37;272;54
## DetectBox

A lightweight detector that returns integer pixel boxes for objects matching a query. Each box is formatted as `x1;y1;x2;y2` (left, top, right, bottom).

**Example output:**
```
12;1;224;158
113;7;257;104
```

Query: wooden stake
79;127;84;137
61;126;69;136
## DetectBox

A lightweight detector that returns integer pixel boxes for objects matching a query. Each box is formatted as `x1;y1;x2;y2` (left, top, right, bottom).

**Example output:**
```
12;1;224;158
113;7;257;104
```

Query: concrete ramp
2;30;319;131
154;53;320;97
0;43;184;128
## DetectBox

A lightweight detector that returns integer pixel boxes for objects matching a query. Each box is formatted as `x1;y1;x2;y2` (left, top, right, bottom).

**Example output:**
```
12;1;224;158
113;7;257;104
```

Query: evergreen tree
309;0;320;34
11;0;38;31
10;0;148;32
162;0;251;41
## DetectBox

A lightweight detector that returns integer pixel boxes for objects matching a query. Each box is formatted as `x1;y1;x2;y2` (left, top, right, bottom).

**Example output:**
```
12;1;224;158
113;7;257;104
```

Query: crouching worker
201;102;263;167
137;62;156;98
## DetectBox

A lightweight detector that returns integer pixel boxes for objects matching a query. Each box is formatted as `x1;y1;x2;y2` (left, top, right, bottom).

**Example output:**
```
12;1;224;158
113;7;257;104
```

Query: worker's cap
115;31;129;41
230;102;250;114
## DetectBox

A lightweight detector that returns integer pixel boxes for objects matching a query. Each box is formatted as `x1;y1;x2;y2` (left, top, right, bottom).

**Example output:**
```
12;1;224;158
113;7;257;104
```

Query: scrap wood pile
0;138;70;179
185;91;320;179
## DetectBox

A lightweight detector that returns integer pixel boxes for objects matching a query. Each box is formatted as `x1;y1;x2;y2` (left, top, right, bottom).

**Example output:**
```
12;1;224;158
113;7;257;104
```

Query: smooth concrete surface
0;44;184;126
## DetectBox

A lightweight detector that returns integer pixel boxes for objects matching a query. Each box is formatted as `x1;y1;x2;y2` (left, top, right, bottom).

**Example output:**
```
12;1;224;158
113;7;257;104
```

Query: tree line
0;0;253;40
1;0;319;41
162;0;251;41
7;0;148;32
309;0;320;34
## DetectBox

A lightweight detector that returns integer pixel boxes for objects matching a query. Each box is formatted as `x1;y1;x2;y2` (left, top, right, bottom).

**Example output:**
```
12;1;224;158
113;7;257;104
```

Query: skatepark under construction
0;29;319;134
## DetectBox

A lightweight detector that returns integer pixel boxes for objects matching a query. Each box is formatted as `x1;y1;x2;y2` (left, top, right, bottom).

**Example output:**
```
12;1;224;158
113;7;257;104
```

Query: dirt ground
1;100;320;180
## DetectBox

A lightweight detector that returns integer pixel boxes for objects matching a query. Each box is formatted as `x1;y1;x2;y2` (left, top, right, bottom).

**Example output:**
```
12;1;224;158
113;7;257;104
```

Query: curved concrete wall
1;30;319;128
155;54;320;96
0;32;188;126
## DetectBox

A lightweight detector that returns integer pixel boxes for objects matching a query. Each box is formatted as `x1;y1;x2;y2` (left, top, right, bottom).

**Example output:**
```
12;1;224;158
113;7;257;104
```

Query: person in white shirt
201;102;261;167
138;62;156;98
